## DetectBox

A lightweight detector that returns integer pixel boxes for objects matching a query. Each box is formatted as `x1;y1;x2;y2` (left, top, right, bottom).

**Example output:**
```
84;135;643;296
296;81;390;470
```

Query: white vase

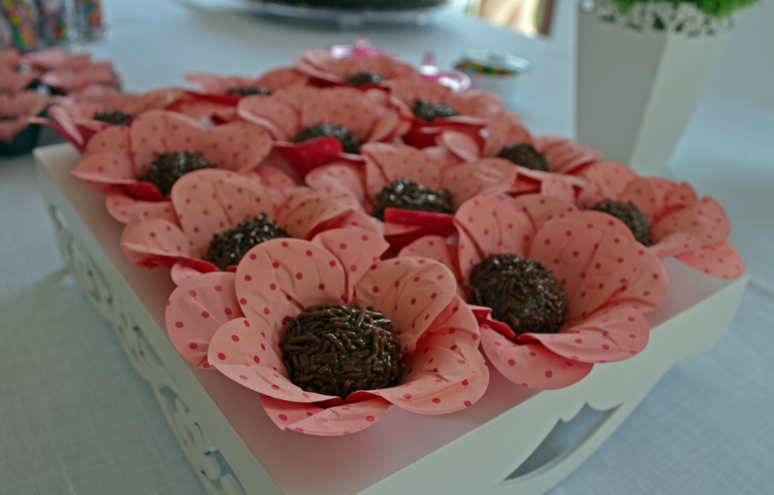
576;0;735;172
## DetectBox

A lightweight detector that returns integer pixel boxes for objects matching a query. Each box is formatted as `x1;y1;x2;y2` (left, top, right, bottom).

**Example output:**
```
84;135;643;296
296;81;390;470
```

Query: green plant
610;0;759;18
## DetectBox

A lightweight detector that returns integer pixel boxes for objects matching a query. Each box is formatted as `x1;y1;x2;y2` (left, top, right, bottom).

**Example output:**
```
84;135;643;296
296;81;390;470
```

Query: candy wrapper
165;229;489;435
71;110;273;200
116;168;381;285
578;161;744;279
305;142;517;250
237;86;409;177
399;194;669;390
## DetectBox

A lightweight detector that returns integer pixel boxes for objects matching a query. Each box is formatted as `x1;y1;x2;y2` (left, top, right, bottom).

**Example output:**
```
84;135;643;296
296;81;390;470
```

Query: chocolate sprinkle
345;70;383;87
137;151;215;196
590;199;652;246
204;213;292;271
372;178;454;220
93;109;137;126
293;123;363;155
226;86;272;97
467;254;568;336
281;304;404;400
411;99;459;123
496;142;549;171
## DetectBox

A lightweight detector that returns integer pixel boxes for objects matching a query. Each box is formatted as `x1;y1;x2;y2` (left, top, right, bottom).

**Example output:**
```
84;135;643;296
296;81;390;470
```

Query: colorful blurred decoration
0;0;39;52
74;0;103;39
0;0;102;51
468;0;555;36
37;0;77;45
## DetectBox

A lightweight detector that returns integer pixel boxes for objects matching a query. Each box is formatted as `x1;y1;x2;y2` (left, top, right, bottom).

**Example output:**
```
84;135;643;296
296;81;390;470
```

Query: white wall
707;0;774;110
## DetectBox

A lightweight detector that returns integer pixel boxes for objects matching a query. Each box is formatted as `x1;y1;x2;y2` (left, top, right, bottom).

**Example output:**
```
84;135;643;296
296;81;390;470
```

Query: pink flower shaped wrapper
389;78;504;148
294;48;416;89
0;68;41;94
439;112;599;200
21;47;92;71
399;194;669;390
41;87;187;150
305;142;517;251
71;109;273;200
40;61;121;94
237;86;407;177
120;168;381;284
164;228;487;435
0;91;53;142
577;161;744;278
185;67;312;106
0;49;21;70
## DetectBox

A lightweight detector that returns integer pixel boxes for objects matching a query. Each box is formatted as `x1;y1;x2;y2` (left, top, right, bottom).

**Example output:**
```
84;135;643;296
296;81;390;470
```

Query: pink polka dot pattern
440;158;517;209
674;240;745;279
165;272;244;368
398;235;461;286
237;94;300;141
305;162;369;206
532;135;603;175
300;87;377;140
362;143;443;200
311;228;389;291
208;121;273;173
480;112;533;158
277;188;371;241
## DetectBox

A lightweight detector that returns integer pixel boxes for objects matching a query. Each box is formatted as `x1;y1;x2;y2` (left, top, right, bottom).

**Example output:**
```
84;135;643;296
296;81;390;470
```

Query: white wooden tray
34;143;748;495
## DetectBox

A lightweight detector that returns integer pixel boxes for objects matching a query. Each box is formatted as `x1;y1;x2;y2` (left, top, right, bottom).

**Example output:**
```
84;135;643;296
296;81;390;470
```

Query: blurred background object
0;0;103;52
469;0;554;36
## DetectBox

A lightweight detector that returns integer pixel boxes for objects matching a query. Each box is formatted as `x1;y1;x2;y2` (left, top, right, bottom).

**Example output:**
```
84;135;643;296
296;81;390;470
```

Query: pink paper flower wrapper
71;110;273;201
578;161;744;278
0;91;53;143
294;48;416;89
399;194;669;390
0;68;41;94
119;168;382;285
40;61;121;95
305;142;517;251
237;86;410;177
439;112;601;200
165;228;489;435
185;67;312;106
41;87;188;150
0;49;21;70
21;47;92;71
389;78;504;149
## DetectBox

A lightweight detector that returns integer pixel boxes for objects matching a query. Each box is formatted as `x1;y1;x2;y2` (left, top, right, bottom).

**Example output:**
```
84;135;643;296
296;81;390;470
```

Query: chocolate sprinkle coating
281;304;404;400
93;109;137;126
411;99;459;123
137;151;215;196
590;199;652;246
204;213;292;271
345;70;383;87
226;86;272;97
372;178;454;220
496;142;549;171
293;123;363;154
468;254;568;336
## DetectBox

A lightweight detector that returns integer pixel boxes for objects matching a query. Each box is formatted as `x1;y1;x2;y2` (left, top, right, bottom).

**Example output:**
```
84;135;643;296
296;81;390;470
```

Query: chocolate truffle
496;142;549;172
372;178;454;220
226;86;272;97
293;123;363;155
137;151;215;196
204;213;292;271
93;109;137;126
282;304;404;400
590;199;652;246
345;70;383;87
411;99;459;123
468;254;568;336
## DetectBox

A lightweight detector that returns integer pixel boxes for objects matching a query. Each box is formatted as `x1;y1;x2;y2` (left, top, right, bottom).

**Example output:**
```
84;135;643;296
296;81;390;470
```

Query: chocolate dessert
372;178;454;220
411;99;459;123
345;70;383;87
590;199;652;246
226;86;272;97
93;109;137;126
293;123;363;155
204;213;292;271
496;142;549;172
137;151;215;196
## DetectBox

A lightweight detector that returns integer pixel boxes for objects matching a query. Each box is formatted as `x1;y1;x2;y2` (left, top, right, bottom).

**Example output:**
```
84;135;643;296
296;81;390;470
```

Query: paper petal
439;130;482;162
274;138;344;178
577;161;639;209
363;143;442;196
529;211;639;320
260;394;391;436
606;246;669;311
171;262;208;286
398;235;462;285
305;162;368;205
652;195;730;250
207;121;273;173
354;258;456;354
82;125;131;158
481;326;592;389
483;112;532;158
299;87;376;140
277;189;361;240
129;110;207;173
237;95;298;141
674;240;745;279
311;228;390;294
166;272;244;368
441;158;516;209
71;150;138;185
536;136;603;175
121;217;196;269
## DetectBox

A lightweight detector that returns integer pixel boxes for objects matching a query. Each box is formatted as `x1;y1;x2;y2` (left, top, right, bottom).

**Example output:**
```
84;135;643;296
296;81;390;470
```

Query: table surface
2;1;773;494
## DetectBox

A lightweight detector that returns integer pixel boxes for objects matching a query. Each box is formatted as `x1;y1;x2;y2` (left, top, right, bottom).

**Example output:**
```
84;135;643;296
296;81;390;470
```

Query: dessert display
258;0;450;10
17;40;742;436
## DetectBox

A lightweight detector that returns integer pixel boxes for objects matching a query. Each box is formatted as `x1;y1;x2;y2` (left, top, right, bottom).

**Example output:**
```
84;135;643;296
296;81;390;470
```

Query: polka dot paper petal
82;125;131;158
606;247;669;311
72;151;136;185
129;110;206;173
482;111;532;158
398;235;462;285
652;196;731;249
165;272;244;368
529;211;638;320
481;326;593;390
577;161;639;209
236;95;299;141
536;136;603;175
674;240;745;279
260;394;391;436
121;218;195;269
207;121;273;173
236;238;347;327
363;143;442;191
277;189;361;240
305;162;368;206
299;87;376;140
439;130;483;162
208;317;329;403
511;194;579;231
106;195;148;223
378;331;488;414
440;158;517;209
522;306;649;363
454;196;536;262
354;258;457;354
171;262;208;286
311;229;389;294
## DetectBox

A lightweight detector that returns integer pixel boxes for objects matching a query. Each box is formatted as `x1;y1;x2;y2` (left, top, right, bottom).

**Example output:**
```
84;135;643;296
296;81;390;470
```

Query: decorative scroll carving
581;0;734;36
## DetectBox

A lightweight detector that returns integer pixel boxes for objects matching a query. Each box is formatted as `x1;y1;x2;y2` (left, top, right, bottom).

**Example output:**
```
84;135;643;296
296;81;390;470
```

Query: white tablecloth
1;1;773;493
